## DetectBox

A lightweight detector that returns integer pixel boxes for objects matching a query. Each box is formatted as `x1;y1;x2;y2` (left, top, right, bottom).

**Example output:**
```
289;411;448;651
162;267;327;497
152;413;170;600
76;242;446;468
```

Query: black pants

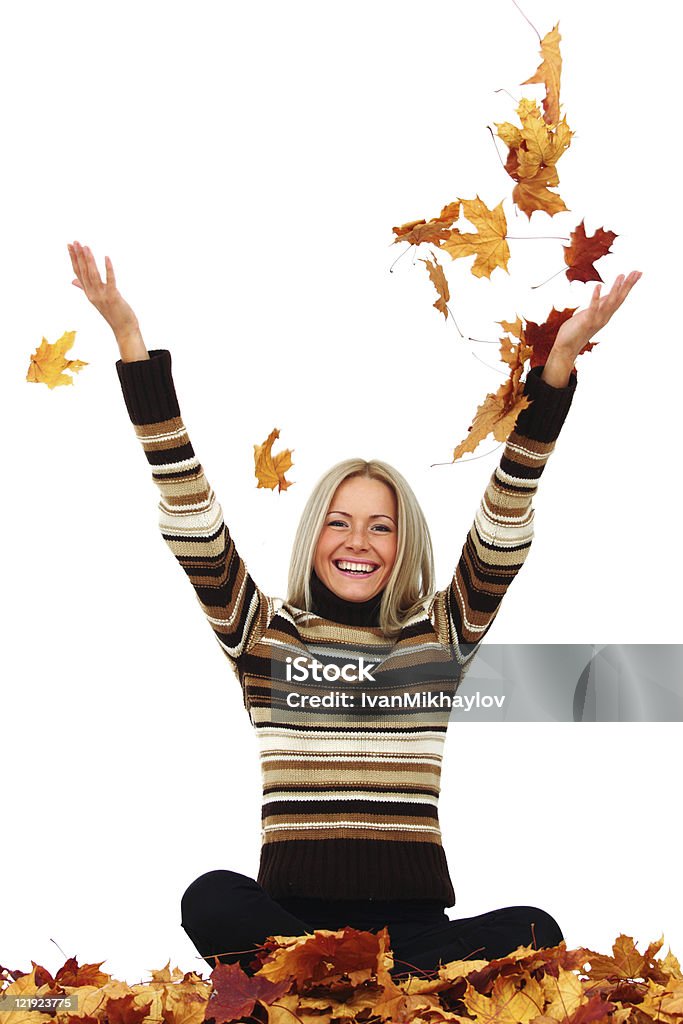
180;870;564;977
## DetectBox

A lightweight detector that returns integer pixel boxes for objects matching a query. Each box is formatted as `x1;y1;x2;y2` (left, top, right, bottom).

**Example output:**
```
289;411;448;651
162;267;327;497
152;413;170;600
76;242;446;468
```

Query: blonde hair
287;459;435;637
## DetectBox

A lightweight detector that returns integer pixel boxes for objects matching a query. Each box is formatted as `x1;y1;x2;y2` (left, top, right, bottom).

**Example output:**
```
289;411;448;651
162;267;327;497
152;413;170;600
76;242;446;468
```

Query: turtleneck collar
309;570;384;627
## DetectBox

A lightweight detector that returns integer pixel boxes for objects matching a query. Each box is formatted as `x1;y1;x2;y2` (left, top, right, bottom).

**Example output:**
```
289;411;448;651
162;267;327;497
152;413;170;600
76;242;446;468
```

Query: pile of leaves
2;931;681;1024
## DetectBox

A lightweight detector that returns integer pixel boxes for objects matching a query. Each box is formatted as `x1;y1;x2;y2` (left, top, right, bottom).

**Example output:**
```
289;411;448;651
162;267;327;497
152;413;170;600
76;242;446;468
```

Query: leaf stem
388;244;412;273
532;266;567;289
430;442;505;468
487;125;508;170
506;235;570;241
510;0;542;42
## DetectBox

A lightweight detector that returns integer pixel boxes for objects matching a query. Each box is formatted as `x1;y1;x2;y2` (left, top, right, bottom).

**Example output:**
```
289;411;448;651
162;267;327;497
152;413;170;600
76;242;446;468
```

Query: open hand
553;271;643;361
68;241;140;341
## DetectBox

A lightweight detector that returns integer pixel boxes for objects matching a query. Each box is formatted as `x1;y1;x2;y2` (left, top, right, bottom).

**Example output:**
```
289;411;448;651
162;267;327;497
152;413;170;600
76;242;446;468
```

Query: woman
68;240;641;977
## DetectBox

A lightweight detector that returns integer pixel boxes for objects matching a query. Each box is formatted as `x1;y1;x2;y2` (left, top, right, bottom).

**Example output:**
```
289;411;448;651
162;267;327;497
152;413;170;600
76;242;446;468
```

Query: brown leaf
419;252;451;319
204;961;290;1024
392;201;461;247
253;428;294;493
524;306;597;369
563;220;618;283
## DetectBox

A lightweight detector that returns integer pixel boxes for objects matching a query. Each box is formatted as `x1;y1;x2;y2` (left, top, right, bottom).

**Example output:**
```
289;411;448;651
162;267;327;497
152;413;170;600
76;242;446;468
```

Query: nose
345;524;369;552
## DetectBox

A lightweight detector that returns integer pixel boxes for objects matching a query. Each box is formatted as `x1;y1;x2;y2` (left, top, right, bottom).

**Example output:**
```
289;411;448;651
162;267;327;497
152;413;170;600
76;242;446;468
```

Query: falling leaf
451;331;532;461
564;220;618;283
521;23;563;126
392;201;461;247
419;252;450;318
440;196;510;278
524;306;597;369
495;98;573;218
253;428;294;493
26;331;88;389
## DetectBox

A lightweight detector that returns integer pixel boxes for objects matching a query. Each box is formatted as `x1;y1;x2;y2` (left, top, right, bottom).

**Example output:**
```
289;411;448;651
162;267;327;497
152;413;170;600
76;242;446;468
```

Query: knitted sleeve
431;364;577;663
115;348;272;678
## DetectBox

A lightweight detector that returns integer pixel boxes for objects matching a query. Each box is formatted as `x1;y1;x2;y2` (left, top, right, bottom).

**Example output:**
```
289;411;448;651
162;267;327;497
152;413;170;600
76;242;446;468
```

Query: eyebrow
327;509;396;524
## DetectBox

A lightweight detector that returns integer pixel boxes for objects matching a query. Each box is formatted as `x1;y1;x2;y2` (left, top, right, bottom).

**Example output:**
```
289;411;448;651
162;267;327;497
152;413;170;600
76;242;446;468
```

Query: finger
105;255;116;288
67;242;83;284
71;278;84;289
72;241;91;290
82;245;103;288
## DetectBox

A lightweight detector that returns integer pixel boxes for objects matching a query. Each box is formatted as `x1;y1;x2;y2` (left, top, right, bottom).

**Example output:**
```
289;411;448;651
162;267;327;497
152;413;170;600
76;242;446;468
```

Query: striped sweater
116;349;576;905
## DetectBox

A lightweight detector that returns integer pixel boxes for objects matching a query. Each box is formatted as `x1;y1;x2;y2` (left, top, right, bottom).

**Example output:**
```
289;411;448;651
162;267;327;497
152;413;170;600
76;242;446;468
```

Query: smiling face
313;475;399;602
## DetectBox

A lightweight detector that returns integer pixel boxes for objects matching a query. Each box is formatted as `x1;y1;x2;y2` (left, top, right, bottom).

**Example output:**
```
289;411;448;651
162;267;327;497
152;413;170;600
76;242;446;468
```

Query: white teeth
336;560;377;574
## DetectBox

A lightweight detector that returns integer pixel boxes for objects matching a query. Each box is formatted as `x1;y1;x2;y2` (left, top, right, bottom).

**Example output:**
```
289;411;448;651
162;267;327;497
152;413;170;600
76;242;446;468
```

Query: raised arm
68;242;271;687
433;271;642;666
115;349;272;670
432;363;576;657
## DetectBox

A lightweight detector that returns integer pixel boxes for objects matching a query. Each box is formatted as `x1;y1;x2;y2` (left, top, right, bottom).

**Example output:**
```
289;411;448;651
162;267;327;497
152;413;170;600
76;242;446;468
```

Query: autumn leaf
253;428;294;493
451;330;532;461
495;98;573;218
26;331;88;389
440;196;510;278
521;23;563;126
392;201;461;247
524;306;597;369
464;972;545;1023
419;252;450;318
564;219;618;283
204;961;290;1024
3;936;683;1024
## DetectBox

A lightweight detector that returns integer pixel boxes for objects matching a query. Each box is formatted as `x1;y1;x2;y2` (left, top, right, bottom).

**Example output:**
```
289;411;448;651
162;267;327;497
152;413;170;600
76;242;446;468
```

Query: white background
2;0;681;984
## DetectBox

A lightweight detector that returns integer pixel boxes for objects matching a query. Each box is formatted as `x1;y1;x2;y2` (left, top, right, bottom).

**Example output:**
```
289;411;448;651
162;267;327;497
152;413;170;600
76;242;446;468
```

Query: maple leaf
440;196;510;278
53;958;110;989
525;306;596;369
495;99;573;218
204;961;290;1023
26;331;88;389
584;934;657;982
104;993;152;1024
521;23;563;126
563;220;618;283
419;252;450;319
451;331;532;461
464;972;545;1024
392;201;461;247
253;428;294;493
258;926;384;987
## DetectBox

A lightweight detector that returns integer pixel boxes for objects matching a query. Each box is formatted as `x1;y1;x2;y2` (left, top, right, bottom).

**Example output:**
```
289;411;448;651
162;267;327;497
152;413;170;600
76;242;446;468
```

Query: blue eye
328;519;348;528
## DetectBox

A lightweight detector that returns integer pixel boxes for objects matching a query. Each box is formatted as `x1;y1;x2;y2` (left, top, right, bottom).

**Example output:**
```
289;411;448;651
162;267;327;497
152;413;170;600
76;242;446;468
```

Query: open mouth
333;560;380;577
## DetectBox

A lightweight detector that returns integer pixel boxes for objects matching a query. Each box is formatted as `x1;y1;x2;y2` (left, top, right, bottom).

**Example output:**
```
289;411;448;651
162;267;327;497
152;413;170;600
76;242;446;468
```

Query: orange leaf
521;23;563;126
253;428;294;493
563;219;618;283
26;331;88;389
495;98;573;219
419;252;450;319
392;201;461;247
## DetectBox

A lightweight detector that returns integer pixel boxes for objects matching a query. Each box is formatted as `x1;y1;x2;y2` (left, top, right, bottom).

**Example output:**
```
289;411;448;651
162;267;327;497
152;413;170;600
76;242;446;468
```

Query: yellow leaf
521;23;563;126
26;331;88;389
254;428;294;493
441;196;510;279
